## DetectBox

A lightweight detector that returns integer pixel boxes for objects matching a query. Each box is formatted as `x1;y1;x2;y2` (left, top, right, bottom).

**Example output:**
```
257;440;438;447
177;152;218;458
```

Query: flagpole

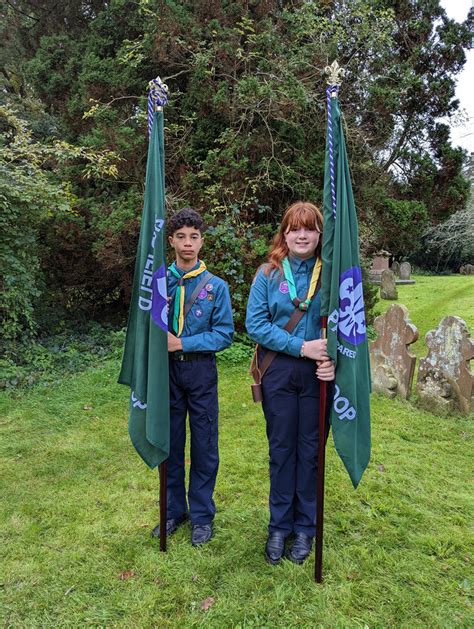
119;76;170;549
315;62;345;583
315;316;328;583
159;459;168;551
155;98;169;554
147;78;170;553
154;95;168;553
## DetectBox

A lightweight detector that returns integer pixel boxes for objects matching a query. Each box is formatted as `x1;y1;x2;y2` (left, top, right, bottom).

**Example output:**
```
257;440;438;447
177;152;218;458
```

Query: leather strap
250;273;322;385
183;272;213;319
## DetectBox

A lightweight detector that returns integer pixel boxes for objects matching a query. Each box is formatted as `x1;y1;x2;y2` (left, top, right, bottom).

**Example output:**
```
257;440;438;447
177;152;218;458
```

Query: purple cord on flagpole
326;84;339;220
148;77;169;136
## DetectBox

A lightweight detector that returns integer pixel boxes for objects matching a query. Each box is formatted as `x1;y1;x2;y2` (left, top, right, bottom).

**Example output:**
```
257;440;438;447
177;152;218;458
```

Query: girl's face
284;225;321;259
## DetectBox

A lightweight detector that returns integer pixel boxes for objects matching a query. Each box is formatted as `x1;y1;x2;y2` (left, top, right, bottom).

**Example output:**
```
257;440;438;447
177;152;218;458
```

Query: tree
0;0;471;332
0;102;118;340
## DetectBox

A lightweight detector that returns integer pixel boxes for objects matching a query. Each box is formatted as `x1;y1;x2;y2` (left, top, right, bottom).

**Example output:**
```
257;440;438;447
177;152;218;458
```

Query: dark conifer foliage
0;0;470;338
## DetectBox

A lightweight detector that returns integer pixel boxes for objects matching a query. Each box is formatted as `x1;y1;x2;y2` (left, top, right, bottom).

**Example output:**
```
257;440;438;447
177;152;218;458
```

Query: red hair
265;201;323;274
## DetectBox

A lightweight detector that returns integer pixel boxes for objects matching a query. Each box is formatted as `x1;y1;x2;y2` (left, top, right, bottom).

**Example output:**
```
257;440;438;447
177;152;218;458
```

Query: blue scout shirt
167;260;234;353
245;256;321;357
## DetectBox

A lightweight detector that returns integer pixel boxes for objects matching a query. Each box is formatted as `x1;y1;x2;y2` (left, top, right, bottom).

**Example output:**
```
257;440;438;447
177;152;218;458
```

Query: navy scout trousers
167;354;219;525
261;352;330;537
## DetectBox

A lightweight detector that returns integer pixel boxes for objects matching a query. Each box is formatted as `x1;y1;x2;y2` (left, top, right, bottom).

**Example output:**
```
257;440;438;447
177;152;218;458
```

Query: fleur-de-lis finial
147;76;169;135
325;61;344;86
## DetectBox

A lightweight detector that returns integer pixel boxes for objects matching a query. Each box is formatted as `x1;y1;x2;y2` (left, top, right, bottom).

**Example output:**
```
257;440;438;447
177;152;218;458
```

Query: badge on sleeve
195;308;203;318
198;289;207;299
205;283;213;292
279;281;289;294
207;293;214;301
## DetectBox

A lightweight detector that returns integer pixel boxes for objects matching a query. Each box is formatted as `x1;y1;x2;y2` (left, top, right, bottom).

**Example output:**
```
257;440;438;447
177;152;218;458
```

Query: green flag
320;86;371;488
118;110;169;468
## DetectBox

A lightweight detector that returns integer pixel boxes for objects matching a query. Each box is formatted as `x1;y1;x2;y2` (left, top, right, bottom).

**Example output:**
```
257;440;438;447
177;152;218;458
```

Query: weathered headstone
369;251;391;283
391;261;400;277
460;264;474;275
380;269;398;300
417;316;474;416
399;262;411;280
370;304;419;399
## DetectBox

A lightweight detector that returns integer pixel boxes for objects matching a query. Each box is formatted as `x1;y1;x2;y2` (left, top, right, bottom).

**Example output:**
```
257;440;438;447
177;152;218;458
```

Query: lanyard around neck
168;261;207;335
282;257;322;311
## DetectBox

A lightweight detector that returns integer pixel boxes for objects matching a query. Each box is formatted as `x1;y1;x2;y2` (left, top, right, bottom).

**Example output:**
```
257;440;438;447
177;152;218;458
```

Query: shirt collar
173;259;202;276
289;255;316;273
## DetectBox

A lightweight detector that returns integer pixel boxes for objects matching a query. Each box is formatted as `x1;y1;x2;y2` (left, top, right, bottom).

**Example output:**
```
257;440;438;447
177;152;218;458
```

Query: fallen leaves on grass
83;405;93;410
118;570;135;580
200;597;215;611
377;464;385;472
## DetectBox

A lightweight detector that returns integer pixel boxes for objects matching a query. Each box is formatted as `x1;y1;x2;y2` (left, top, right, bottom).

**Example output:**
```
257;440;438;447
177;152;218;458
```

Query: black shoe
191;523;213;546
286;533;313;564
265;532;286;565
151;514;188;538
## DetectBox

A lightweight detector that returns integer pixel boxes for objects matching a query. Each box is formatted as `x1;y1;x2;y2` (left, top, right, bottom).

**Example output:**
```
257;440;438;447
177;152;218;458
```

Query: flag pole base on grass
315;315;328;583
159;460;168;552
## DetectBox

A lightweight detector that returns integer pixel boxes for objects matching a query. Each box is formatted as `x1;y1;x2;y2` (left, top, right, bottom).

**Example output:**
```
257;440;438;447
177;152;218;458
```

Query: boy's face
169;225;203;265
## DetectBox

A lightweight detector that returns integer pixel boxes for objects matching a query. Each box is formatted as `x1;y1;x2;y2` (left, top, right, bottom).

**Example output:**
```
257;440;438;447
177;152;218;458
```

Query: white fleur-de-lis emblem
131;392;147;410
337;266;367;346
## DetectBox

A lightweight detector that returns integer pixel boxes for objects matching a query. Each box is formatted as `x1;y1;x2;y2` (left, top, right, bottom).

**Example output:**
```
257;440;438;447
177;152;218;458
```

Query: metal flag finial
147;76;169;136
325;61;344;86
325;61;344;99
148;76;169;110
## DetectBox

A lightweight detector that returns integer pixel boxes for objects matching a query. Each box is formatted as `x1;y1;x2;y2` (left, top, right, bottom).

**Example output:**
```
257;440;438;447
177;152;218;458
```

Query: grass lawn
1;276;473;628
375;274;474;358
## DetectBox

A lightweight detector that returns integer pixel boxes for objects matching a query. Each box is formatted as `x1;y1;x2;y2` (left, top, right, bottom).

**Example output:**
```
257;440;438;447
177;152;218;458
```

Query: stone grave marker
391;261;400;277
417;316;473;416
380;269;398;300
370;304;418;399
369;251;390;283
399;262;411;280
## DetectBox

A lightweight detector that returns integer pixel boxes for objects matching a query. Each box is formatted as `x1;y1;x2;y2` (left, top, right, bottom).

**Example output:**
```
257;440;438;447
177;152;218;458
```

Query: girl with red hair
246;201;335;565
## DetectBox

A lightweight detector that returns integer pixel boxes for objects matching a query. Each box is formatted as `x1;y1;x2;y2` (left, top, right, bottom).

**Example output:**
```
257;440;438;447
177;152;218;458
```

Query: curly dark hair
168;208;206;236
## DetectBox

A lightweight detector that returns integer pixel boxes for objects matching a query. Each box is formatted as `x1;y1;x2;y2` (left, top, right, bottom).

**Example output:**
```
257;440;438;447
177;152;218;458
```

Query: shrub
413;207;474;272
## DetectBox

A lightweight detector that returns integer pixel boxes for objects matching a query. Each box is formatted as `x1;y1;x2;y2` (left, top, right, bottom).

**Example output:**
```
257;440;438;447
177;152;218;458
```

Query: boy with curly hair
152;208;233;546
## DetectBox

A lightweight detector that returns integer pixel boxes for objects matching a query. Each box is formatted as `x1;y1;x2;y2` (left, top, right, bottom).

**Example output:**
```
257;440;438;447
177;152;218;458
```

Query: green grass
1;276;473;627
376;274;474;358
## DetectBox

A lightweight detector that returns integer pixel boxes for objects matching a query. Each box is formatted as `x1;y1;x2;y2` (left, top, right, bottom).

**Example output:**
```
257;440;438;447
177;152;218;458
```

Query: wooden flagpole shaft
315;315;328;583
159;460;168;552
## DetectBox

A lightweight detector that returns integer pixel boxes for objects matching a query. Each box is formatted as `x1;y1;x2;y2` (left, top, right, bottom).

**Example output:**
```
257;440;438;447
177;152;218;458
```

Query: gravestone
370;304;418;399
396;261;416;285
391;261;400;277
380;269;398;300
417;316;474;416
399;262;411;280
369;251;391;283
